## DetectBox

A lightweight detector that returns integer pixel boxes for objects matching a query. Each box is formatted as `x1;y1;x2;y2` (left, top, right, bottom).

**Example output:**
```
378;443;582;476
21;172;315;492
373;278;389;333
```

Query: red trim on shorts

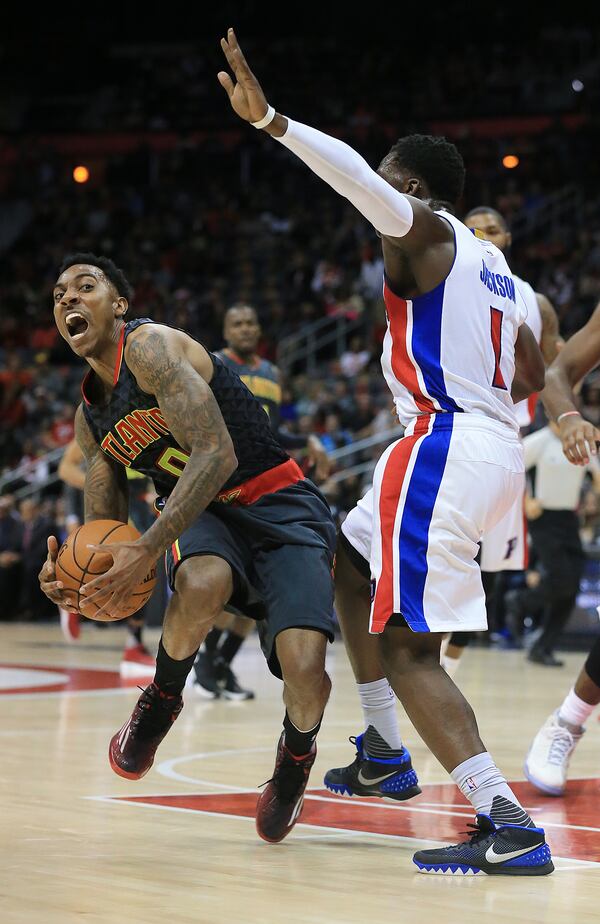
371;416;430;632
527;392;538;423
522;496;530;570
215;458;304;506
384;279;435;415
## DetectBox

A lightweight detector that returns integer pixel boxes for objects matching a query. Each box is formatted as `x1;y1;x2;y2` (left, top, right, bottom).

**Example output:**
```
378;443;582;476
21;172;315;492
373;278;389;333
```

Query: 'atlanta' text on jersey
81;319;288;498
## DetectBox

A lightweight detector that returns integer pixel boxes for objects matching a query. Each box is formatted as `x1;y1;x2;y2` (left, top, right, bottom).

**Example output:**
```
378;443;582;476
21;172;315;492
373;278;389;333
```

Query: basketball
55;519;157;621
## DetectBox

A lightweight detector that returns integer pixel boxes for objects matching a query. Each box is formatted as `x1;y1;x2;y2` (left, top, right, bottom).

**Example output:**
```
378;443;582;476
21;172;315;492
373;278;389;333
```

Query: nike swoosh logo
357;768;401;786
485;842;544;864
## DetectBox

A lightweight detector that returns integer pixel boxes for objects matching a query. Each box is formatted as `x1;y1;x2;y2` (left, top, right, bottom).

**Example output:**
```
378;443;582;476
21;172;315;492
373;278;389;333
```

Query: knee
280;646;327;695
174;558;232;620
379;631;441;677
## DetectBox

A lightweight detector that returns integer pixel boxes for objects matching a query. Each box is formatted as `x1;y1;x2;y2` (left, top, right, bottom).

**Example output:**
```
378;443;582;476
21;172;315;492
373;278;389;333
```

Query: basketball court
3;623;599;923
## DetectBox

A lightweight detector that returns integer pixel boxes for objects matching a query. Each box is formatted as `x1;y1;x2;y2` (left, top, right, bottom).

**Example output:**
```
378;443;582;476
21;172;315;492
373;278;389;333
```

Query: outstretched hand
218;28;271;124
558;415;600;466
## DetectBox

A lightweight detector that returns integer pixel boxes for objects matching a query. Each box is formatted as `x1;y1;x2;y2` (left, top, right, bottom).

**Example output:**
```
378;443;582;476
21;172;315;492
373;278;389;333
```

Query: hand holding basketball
38;536;79;614
55;520;157;622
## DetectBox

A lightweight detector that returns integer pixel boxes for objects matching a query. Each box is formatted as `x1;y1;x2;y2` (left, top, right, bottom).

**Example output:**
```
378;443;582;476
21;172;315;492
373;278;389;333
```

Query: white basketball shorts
340;413;525;634
479;490;528;572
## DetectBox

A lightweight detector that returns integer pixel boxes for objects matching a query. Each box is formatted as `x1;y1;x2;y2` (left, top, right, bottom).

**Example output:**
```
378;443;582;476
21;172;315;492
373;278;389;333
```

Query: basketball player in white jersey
441;207;561;671
219;29;553;874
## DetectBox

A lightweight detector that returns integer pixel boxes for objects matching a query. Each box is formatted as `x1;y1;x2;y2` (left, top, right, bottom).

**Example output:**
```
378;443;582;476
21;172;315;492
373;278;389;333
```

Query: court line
84;796;600;869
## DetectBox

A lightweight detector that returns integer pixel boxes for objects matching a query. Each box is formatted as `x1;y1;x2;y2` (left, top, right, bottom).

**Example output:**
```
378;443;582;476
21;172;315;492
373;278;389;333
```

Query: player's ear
506;231;513;249
405;177;421;196
114;297;128;318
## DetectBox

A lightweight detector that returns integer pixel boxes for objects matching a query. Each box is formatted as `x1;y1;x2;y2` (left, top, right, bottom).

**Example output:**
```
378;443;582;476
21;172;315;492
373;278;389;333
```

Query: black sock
154;638;197;697
204;628;223;652
218;631;245;665
127;621;143;645
283;711;322;757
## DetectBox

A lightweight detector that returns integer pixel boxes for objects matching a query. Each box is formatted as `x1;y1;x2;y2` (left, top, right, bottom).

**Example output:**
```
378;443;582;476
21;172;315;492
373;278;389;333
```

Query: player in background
39;253;337;844
442;207;561;674
192;303;329;700
57;438;157;675
524;301;600;794
219;29;552;875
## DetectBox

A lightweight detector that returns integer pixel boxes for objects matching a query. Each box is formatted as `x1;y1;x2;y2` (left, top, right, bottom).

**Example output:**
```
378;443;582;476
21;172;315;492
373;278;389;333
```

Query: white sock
558;687;595;729
442;654;461;678
357;678;402;749
451;752;532;825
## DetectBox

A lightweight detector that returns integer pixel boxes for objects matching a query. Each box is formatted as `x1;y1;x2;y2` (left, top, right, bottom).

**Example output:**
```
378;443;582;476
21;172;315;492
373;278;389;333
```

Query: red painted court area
112;780;600;863
0;663;142;694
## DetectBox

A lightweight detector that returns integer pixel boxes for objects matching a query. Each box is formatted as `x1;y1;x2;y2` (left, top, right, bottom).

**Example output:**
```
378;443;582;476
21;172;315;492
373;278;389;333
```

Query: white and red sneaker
60;608;80;643
120;643;156;678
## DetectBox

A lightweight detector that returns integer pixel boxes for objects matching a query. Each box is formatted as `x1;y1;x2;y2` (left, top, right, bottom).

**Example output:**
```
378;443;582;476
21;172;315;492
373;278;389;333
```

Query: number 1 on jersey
490;307;507;390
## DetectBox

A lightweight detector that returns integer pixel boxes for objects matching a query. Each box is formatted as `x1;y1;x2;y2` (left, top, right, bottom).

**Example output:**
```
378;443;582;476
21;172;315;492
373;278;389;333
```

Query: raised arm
217;28;453;290
75;404;129;523
542;301;600;464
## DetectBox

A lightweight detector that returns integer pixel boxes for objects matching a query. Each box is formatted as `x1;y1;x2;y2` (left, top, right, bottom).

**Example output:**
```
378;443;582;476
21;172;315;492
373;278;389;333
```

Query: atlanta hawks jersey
513;276;542;429
81;319;288;498
216;349;281;421
381;210;527;433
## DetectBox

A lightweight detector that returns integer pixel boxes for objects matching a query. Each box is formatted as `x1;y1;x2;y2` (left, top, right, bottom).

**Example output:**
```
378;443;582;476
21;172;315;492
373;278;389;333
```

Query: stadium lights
73;165;90;184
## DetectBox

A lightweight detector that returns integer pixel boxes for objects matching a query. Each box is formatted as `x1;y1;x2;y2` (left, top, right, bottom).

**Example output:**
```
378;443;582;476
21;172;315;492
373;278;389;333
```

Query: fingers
221;28;253;80
47;535;59;560
86;543;115;555
218;71;235;97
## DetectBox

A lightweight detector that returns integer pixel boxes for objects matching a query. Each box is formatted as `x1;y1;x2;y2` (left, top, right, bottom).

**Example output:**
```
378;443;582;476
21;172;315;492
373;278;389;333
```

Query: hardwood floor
1;623;599;924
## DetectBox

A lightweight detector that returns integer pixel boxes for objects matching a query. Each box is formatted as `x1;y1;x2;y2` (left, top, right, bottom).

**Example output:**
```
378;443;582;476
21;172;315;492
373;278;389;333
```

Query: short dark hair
225;304;259;322
464;206;508;231
381;134;465;208
58;253;133;302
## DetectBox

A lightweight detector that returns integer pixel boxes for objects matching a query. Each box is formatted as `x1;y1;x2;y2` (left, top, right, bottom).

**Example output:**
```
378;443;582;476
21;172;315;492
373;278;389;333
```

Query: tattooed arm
38;405;128;613
74;404;129;523
124;325;237;559
79;326;237;615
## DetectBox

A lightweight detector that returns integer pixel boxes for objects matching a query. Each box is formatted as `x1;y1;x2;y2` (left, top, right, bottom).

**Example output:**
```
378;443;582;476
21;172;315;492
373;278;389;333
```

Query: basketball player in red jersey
38;252;337;844
219;29;552;874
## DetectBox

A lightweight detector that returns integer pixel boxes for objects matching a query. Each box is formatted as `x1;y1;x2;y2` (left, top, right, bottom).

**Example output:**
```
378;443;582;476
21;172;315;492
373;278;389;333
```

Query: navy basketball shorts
165;479;336;678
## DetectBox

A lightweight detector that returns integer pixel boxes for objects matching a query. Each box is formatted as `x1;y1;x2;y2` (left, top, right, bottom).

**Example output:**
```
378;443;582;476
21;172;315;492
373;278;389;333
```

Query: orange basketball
55;519;157;622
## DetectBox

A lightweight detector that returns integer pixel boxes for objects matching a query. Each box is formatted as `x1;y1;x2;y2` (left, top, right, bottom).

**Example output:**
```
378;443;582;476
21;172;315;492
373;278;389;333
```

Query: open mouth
65;311;90;340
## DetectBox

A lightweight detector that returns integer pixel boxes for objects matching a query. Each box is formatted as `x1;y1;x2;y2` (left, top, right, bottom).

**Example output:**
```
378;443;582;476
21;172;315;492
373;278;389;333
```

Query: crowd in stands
2;19;600;631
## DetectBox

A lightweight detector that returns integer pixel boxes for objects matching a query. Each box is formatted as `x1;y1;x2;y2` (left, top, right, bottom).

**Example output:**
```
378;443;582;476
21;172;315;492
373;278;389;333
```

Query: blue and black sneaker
413;798;554;876
324;725;421;801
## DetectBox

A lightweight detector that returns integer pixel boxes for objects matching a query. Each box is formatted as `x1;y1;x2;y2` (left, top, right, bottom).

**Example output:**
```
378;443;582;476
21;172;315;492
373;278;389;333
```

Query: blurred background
1;5;600;650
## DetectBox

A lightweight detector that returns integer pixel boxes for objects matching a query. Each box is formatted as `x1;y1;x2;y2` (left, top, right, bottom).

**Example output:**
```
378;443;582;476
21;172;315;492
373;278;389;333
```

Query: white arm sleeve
276;118;414;238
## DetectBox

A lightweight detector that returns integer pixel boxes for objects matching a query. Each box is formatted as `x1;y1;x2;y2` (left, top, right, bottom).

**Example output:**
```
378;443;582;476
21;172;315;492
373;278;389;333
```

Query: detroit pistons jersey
216;349;282;422
381;210;527;432
513;276;542;429
81;319;288;498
